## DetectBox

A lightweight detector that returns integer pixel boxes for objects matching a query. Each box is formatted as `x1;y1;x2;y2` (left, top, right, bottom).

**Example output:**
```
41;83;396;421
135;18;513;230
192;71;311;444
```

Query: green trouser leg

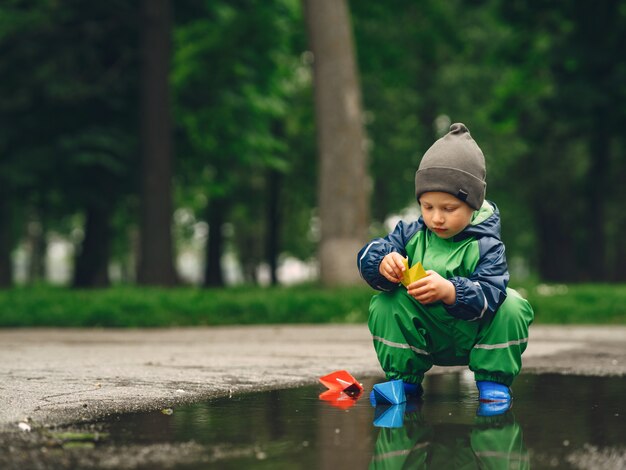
368;287;533;387
370;415;529;470
470;288;534;387
471;419;529;470
368;288;481;384
369;414;431;470
368;288;432;384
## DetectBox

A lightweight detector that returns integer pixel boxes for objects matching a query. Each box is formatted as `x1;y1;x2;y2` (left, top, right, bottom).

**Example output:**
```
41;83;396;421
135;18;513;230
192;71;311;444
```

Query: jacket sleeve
445;236;509;321
357;220;421;291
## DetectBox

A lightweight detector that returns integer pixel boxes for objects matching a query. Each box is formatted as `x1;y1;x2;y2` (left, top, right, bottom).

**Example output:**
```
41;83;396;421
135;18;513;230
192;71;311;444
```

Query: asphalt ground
1;324;625;433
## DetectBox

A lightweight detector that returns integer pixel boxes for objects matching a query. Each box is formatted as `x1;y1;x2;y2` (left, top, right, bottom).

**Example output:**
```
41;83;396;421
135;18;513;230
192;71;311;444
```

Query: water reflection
57;373;625;469
370;406;528;469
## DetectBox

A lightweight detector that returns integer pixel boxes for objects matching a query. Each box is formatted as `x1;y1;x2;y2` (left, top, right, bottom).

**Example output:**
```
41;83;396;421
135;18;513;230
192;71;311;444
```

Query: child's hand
407;270;456;305
379;252;406;284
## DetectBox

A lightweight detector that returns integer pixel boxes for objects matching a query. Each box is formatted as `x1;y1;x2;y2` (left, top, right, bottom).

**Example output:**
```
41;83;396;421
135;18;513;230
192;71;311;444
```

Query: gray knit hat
414;123;486;210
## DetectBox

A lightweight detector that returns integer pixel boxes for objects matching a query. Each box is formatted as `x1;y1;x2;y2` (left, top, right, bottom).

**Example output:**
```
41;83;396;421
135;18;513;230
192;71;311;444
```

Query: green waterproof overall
368;230;534;387
370;413;529;470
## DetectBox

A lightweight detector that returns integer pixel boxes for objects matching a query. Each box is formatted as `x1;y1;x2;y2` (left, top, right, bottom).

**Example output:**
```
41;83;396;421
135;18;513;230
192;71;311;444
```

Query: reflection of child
357;123;533;404
370;411;528;469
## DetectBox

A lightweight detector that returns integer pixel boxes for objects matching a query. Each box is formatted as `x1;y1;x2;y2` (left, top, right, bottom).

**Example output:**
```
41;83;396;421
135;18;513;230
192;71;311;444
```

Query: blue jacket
357;201;509;321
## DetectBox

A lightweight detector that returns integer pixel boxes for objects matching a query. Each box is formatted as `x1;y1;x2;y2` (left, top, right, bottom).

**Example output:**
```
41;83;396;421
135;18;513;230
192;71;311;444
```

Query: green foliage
352;0;459;221
0;285;372;327
0;283;624;327
0;0;140;286
3;0;626;286
517;283;626;325
492;1;626;281
0;0;139;205
172;0;315;275
351;0;537;262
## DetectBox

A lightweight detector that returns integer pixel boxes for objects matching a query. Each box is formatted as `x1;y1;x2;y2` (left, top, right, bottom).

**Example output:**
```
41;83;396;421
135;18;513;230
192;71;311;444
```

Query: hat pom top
449;122;469;134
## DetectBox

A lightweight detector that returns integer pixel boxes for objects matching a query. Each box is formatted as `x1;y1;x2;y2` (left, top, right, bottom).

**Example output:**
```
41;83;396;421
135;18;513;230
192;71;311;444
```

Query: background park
1;1;626;468
2;0;626;328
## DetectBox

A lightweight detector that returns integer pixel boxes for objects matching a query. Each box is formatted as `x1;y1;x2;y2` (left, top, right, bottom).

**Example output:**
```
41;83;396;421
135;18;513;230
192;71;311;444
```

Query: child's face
419;191;474;239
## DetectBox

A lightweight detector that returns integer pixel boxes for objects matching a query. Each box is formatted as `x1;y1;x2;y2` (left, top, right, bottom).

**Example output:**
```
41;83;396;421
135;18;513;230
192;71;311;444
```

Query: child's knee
498;288;534;328
369;289;402;331
368;288;423;336
369;289;408;316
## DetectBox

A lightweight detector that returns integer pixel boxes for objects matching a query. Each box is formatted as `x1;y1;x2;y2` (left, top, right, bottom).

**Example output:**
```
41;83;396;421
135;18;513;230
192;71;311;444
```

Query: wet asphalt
1;324;625;433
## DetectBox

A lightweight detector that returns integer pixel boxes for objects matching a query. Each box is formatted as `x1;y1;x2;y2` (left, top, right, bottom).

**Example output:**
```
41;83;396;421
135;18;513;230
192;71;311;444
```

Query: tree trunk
583;122;609;280
73;204;112;288
26;217;46;284
266;168;281;286
534;206;578;282
137;0;177;286
611;211;626;281
203;198;226;287
266;121;285;286
303;0;370;286
0;198;12;288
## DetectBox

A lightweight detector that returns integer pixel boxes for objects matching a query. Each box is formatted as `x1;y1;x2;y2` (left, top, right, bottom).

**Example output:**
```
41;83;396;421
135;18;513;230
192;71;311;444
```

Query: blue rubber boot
369;381;423;406
477;400;512;417
476;381;511;402
403;382;424;398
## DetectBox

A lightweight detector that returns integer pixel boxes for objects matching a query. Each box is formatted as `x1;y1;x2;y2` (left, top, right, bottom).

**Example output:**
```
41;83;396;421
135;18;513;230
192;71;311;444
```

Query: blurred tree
278;72;317;265
0;2;55;287
0;0;139;288
137;0;177;286
4;0;624;287
549;0;626;282
351;1;460;224
0;198;11;287
496;0;626;281
265;124;284;285
58;2;140;287
69;131;138;288
427;0;537;266
351;0;536;267
173;0;299;286
303;0;370;286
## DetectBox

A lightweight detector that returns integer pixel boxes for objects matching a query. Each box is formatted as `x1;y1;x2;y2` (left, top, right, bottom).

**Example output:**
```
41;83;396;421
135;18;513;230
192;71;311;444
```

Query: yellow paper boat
401;258;427;286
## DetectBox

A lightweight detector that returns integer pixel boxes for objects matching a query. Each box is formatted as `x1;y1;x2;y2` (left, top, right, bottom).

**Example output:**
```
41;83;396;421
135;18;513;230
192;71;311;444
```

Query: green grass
0;284;373;327
0;283;624;327
515;283;626;325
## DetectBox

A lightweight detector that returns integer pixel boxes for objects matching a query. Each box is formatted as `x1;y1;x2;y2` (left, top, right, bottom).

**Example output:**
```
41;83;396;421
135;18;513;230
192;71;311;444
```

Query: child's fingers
381;261;400;282
390;254;405;278
410;290;435;304
382;266;399;282
408;282;436;302
407;277;428;289
408;284;428;297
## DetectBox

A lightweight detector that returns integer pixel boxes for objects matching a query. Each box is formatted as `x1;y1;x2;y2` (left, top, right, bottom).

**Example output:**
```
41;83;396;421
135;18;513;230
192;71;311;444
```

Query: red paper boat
318;389;361;409
319;370;363;397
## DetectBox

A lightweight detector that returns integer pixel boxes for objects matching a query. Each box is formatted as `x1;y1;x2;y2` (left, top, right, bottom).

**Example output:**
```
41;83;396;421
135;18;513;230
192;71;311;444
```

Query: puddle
11;373;626;469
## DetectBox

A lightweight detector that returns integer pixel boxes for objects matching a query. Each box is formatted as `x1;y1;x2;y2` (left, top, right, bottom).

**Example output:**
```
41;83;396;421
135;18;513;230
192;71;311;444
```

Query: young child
357;123;533;411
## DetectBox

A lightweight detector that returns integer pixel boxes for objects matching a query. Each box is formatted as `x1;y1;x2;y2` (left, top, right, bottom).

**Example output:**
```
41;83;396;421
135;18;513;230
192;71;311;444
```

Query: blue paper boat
373;403;406;428
371;380;406;405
